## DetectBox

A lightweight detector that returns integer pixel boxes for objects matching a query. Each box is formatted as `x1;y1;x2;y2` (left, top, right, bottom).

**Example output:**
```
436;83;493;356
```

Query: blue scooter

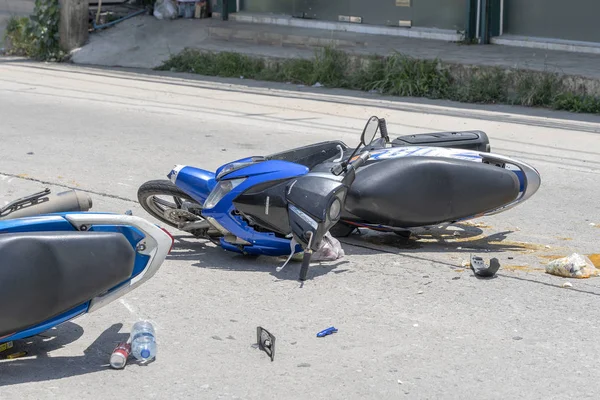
137;116;541;279
0;189;174;345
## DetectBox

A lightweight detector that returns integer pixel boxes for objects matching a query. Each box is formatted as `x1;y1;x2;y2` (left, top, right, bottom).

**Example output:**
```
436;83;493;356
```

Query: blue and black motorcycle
0;189;174;346
137;116;541;280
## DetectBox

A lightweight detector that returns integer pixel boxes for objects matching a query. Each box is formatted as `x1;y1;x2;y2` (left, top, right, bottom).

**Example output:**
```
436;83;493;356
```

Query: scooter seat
0;231;135;337
345;156;520;227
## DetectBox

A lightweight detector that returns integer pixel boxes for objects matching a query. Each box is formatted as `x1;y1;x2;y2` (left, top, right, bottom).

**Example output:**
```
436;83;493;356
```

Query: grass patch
3;0;64;61
3;16;33;56
158;47;600;115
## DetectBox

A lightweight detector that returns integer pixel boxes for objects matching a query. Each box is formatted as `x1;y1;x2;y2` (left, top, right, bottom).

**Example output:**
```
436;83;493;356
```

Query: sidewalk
71;15;600;84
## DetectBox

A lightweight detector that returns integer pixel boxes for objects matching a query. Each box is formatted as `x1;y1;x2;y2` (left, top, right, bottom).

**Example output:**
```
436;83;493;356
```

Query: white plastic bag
546;253;598;279
312;232;345;262
154;0;178;20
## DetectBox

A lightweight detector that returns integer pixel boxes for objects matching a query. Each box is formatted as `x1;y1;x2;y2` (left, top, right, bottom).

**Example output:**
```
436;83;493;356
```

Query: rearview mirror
361;116;379;146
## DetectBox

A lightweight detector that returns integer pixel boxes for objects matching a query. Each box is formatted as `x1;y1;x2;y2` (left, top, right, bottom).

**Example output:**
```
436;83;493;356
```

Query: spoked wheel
137;180;204;231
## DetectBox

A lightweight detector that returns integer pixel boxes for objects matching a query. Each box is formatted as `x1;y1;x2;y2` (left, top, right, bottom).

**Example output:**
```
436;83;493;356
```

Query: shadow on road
0;323;129;387
168;234;351;282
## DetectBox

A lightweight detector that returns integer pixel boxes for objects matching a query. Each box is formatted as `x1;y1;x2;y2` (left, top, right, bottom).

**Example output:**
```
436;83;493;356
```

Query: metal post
499;0;504;35
222;0;228;20
480;0;488;44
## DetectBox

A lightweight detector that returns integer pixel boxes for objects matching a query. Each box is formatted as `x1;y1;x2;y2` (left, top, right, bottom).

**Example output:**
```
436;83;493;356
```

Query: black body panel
392;130;490;152
345;156;520;227
286;175;347;250
0;231;135;337
234;179;292;235
266;141;348;170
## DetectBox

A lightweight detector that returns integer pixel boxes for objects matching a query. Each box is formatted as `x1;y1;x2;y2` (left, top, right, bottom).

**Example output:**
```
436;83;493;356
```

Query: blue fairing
201;160;309;256
0;215;76;233
171;166;216;204
1;303;89;343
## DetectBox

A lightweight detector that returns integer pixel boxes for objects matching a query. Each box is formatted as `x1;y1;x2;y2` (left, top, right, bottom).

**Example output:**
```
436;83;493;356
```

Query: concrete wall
504;0;600;43
241;0;467;31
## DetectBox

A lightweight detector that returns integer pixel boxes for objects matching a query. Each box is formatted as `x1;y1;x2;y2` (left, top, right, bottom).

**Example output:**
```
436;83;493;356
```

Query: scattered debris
562;282;573;288
312;232;345;262
240;76;244;80
27;152;34;155
110;342;131;369
512;336;523;341
546;253;598;279
0;341;14;353
257;326;276;361
417;290;424;294
297;363;311;368
153;0;178;20
397;380;403;385
212;335;223;341
470;255;501;278
452;277;461;280
317;326;338;338
6;351;27;359
413;324;419;327
312;82;324;88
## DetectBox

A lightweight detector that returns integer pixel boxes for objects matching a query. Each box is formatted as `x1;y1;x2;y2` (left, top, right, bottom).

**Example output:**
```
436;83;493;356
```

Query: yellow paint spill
538;255;565;261
504;265;545;272
454;268;465;273
462;221;492;229
588;254;600;268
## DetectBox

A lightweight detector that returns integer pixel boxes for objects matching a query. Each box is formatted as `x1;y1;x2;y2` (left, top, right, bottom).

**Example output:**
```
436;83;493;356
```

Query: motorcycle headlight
328;197;342;221
204;178;246;209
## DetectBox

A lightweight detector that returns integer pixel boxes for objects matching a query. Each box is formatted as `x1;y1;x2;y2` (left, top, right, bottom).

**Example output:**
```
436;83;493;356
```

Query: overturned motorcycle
0;189;173;345
137;116;541;280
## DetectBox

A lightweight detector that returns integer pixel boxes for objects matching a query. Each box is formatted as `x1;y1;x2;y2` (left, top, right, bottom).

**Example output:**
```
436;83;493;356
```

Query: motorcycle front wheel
137;179;204;230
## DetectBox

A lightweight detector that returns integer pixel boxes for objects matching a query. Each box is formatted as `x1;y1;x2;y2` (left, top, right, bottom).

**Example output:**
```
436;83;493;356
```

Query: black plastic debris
257;326;276;362
470;255;501;278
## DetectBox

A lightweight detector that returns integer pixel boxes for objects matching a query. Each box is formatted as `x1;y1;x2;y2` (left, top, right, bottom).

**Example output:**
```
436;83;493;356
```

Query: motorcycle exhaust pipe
0;189;93;220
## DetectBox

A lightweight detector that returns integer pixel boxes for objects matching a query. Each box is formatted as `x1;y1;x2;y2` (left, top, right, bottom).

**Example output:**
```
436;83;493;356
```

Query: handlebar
378;118;389;141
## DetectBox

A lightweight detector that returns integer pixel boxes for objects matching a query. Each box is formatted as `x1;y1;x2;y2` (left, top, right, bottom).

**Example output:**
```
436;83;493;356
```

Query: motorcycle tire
137;179;204;229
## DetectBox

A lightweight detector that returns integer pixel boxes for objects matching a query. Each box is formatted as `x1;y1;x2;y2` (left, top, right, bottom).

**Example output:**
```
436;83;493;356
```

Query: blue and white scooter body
0;213;173;344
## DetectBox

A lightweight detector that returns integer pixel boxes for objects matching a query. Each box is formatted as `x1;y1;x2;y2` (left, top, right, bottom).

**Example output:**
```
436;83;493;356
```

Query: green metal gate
504;0;600;43
241;0;467;31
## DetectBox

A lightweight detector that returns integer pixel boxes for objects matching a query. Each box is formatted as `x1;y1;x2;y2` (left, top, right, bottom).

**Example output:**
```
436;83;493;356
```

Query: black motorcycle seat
266;141;348;170
345;156;520;227
0;231;135;337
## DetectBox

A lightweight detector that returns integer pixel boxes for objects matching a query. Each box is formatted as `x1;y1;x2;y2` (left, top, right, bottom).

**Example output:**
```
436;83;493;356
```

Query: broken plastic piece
316;326;338;337
470;255;500;278
257;327;276;361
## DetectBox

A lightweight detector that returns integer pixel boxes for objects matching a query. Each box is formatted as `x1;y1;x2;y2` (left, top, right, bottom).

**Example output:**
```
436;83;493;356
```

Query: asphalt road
1;59;600;400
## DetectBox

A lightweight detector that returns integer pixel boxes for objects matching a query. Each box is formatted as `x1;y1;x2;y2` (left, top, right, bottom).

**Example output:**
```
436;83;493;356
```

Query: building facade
216;0;600;49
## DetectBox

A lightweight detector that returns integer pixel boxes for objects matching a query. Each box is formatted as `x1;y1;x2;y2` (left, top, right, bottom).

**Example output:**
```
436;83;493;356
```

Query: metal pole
222;0;228;20
499;0;504;36
476;0;481;39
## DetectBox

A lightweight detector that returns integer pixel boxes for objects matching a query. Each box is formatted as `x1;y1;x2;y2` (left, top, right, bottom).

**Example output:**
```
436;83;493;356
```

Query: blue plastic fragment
316;326;338;337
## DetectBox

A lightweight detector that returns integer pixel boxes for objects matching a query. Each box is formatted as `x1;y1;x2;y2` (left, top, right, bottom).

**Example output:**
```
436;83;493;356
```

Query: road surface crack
0;172;137;203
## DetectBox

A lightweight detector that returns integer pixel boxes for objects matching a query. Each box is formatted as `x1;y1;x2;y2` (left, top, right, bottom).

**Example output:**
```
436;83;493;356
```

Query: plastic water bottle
130;321;157;363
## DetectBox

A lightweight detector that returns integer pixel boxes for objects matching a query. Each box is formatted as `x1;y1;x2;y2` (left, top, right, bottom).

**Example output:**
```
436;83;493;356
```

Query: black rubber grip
378;118;388;139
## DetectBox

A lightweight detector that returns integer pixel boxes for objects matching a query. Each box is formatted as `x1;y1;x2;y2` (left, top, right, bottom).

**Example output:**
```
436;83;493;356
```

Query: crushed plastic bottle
130;321;157;363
